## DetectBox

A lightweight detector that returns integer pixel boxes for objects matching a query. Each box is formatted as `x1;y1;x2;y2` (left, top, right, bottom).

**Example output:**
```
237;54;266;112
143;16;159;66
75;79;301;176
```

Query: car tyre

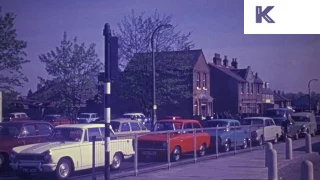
273;134;279;144
198;143;206;157
242;139;248;149
111;152;122;170
171;146;181;161
55;158;72;180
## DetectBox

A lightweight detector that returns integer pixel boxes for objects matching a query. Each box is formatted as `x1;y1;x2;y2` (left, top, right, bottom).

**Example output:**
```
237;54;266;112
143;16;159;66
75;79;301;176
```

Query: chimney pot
255;72;258;78
278;90;281;94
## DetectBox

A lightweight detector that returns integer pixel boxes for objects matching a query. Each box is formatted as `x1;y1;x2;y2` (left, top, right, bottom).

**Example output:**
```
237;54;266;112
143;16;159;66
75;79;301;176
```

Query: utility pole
308;79;318;113
103;23;111;180
0;92;2;123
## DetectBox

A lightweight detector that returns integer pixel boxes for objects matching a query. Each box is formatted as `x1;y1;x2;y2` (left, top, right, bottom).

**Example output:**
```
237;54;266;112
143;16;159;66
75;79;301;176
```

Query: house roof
231;67;264;84
126;49;203;71
273;92;290;102
262;88;274;95
208;63;246;82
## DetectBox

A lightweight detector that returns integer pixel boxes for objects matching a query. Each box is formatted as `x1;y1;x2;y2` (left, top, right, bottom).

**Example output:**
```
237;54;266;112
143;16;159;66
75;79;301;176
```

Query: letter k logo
256;6;275;23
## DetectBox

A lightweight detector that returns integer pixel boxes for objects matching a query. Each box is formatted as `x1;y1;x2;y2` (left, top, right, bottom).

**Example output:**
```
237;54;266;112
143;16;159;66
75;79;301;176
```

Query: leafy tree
27;89;33;98
39;32;102;118
0;7;29;92
116;10;195;114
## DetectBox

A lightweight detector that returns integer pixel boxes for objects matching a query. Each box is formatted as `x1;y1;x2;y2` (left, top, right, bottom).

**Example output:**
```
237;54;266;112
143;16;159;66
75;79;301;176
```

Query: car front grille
16;154;44;161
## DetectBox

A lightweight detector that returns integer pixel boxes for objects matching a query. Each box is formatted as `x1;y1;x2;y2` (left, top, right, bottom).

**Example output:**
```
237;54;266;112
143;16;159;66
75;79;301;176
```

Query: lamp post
308;79;318;112
150;24;173;129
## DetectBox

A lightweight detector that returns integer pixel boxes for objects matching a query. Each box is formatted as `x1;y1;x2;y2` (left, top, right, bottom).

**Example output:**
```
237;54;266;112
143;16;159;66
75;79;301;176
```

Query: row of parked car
0;111;318;180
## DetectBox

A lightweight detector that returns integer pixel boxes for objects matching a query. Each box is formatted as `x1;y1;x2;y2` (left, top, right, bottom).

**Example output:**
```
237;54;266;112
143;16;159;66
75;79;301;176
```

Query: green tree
27;89;33;98
0;7;29;92
116;10;195;114
39;32;102;117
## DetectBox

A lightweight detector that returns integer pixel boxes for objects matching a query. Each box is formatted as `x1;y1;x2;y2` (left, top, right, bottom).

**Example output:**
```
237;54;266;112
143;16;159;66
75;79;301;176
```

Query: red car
42;114;73;126
138;119;211;161
0;121;53;168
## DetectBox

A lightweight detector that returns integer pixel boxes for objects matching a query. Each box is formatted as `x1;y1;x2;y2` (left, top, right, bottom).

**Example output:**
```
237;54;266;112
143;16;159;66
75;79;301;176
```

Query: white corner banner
244;0;320;34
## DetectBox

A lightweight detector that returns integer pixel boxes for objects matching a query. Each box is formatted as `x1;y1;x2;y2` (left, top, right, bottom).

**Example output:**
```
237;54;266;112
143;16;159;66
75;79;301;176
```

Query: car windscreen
0;124;20;137
291;116;310;122
154;122;182;131
203;121;228;127
242;119;264;125
48;128;83;142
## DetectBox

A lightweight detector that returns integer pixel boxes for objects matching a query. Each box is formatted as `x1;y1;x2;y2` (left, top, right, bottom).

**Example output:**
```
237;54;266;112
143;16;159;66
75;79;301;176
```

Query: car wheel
273;134;279;144
111;152;122;170
55;158;72;180
242;139;248;149
224;142;230;152
259;136;264;146
171;146;181;161
198;143;206;157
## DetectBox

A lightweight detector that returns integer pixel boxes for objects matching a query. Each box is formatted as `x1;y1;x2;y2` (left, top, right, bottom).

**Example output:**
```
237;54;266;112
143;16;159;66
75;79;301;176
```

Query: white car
242;117;282;145
77;113;99;123
121;113;149;124
10;124;135;180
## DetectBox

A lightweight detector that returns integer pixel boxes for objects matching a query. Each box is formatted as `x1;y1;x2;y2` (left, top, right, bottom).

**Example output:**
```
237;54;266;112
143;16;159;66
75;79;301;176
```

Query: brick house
209;53;264;115
119;49;214;119
273;90;292;108
261;82;275;113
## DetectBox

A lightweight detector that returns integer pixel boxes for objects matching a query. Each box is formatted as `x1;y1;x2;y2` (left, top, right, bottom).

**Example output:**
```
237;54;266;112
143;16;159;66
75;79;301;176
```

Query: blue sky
2;0;320;95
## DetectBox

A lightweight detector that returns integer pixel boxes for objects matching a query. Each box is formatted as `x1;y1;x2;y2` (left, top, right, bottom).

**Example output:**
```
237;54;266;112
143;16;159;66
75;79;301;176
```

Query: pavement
89;136;320;180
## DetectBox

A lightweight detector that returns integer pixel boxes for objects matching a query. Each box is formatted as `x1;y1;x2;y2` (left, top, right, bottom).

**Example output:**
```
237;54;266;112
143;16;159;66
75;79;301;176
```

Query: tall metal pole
0;91;2;123
308;79;318;112
103;23;111;180
150;24;172;130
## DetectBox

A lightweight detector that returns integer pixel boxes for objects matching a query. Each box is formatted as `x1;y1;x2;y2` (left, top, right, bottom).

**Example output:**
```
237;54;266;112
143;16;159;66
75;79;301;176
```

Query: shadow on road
293;141;320;154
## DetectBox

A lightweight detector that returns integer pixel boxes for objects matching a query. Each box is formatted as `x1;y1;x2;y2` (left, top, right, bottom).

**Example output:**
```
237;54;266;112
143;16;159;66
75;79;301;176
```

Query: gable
194;52;209;71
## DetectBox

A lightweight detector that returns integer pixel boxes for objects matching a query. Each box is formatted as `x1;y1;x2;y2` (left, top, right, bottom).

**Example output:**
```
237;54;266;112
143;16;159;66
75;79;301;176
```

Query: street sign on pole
103;23;111;180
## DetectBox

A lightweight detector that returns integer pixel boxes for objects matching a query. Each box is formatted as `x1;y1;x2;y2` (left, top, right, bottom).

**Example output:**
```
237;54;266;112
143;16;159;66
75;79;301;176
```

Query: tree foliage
39;32;102;116
27;89;32;98
116;10;195;114
0;7;29;92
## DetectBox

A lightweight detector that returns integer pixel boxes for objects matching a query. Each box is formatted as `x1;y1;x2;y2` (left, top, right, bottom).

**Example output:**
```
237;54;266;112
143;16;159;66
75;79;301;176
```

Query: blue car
202;119;250;152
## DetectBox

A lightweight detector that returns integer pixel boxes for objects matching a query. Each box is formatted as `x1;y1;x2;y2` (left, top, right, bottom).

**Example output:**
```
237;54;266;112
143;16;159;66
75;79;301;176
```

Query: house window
202;73;207;89
196;72;201;89
251;83;254;94
247;83;250;94
257;84;260;94
241;83;244;94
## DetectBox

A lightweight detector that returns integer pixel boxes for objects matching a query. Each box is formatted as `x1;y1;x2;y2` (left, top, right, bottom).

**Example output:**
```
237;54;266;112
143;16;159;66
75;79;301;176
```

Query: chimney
273;90;277;94
255;72;258;78
231;58;238;69
265;82;269;88
278;90;281;94
213;53;222;65
223;55;229;67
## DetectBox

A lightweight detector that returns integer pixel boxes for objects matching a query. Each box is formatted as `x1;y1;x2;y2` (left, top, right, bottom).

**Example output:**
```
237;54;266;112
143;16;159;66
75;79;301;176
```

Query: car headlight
42;151;52;162
162;142;167;148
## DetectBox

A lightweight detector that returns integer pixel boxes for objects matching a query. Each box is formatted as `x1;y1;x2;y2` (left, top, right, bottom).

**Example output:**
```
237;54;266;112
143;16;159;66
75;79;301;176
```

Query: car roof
55;124;105;129
158;119;199;123
0;120;51;125
244;117;269;120
111;118;138;123
123;113;144;115
205;119;240;123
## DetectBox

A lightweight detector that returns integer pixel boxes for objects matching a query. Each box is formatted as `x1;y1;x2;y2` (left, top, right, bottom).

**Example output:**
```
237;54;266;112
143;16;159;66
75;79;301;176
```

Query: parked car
138;119;210;161
265;108;295;126
77;113;99;123
202;119;250;152
3;112;30;122
0;121;53;169
121;113;149;124
242;117;282;145
291;112;317;137
10;124;135;180
42;114;72;126
94;119;149;138
316;116;320;132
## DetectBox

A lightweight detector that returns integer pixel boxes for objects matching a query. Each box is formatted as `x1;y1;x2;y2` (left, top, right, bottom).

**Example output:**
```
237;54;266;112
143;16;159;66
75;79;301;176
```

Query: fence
89;123;274;179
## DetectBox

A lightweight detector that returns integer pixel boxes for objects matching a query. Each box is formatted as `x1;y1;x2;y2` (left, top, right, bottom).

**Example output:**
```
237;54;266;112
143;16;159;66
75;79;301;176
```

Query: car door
19;124;38;145
268;119;278;140
234;121;244;146
36;123;53;143
80;128;101;168
264;119;273;141
182;123;194;152
228;122;236;147
192;122;204;150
